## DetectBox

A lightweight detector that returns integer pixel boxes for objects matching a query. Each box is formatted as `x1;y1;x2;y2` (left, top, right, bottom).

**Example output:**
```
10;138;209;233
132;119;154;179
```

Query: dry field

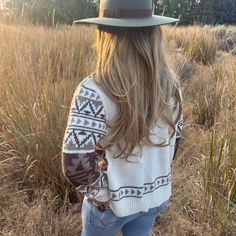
0;22;236;236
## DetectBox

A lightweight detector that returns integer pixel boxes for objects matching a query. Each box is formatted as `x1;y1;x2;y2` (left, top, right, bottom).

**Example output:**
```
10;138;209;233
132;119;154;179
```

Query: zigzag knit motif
63;85;107;154
176;113;183;139
61;82;109;199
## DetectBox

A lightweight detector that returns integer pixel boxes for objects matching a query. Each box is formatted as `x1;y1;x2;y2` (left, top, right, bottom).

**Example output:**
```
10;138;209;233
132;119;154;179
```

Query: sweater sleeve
61;83;110;201
173;112;183;161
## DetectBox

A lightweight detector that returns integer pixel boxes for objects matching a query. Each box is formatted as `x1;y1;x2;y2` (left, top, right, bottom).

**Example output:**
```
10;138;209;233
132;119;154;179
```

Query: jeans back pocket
88;199;124;229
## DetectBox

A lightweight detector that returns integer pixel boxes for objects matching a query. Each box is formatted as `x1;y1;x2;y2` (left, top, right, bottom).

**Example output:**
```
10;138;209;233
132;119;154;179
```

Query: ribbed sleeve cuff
93;188;110;202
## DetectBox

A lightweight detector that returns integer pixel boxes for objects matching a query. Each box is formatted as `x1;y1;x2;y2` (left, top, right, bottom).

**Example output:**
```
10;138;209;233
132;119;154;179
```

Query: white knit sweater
62;74;183;217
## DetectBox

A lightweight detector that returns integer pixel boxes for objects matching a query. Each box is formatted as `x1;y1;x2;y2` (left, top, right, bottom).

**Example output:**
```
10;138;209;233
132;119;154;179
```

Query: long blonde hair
94;26;182;160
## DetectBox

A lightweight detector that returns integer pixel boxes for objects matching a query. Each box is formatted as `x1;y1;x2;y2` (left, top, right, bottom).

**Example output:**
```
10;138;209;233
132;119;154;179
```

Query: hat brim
73;15;179;28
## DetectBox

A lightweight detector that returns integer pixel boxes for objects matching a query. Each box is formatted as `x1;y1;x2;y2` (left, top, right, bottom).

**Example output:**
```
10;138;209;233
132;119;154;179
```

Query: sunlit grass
0;23;96;200
0;22;235;235
165;25;217;65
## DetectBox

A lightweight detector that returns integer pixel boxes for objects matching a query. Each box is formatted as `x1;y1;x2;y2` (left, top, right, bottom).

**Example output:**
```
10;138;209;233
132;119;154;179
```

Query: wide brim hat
73;0;179;28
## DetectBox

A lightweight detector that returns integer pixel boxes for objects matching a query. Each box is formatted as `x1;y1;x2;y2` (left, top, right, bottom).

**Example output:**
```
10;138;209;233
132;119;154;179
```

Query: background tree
4;0;236;25
189;0;236;24
5;0;99;26
55;0;99;25
154;0;197;25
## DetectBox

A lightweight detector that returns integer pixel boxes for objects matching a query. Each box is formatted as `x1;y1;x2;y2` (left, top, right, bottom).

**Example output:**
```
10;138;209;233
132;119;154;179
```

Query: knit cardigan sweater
61;74;183;217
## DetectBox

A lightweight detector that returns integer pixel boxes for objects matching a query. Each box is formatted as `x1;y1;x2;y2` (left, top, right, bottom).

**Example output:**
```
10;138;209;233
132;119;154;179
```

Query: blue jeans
81;197;169;236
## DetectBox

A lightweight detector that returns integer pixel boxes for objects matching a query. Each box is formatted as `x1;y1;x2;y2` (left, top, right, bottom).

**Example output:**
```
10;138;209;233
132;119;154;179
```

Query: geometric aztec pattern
108;173;172;202
173;113;183;160
62;83;108;198
63;85;107;154
62;79;183;200
176;113;183;139
77;170;108;197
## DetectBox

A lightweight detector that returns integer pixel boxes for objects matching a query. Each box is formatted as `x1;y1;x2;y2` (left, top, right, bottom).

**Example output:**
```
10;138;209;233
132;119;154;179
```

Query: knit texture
61;74;183;217
62;78;109;199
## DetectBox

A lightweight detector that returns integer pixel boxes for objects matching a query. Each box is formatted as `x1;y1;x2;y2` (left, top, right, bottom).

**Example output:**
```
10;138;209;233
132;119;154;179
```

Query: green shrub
218;29;236;51
215;25;227;39
230;47;236;56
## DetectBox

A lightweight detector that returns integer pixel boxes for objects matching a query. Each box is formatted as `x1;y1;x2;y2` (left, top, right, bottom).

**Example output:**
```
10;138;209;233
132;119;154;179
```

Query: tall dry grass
0;23;96;202
0;22;236;235
165;25;218;65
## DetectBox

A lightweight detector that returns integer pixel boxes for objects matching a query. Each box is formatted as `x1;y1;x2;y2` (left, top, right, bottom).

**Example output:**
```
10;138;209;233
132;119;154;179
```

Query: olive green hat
73;0;179;28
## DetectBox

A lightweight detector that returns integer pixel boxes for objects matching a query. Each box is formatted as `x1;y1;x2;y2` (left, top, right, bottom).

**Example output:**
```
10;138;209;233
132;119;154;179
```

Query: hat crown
73;0;179;27
100;0;153;11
